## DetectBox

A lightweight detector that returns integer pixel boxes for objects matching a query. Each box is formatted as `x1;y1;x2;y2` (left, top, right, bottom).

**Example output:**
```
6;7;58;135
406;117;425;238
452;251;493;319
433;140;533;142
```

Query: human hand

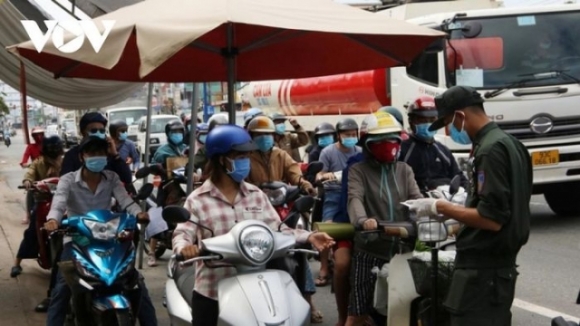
44;219;59;232
137;212;149;223
106;136;118;156
363;218;378;230
180;245;200;260
402;198;440;218
23;180;33;190
305;187;317;196
307;232;335;251
126;157;133;164
289;118;299;127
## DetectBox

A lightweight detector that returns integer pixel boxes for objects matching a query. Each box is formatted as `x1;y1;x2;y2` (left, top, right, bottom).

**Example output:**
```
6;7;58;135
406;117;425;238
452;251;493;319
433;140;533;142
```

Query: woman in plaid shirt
173;125;334;326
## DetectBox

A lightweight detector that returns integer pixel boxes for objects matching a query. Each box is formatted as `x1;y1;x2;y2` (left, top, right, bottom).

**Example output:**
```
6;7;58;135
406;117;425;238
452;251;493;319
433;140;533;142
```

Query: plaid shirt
173;179;310;300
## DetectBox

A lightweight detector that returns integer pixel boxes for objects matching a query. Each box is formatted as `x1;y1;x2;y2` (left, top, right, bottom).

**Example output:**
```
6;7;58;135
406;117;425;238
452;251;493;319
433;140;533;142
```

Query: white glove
402;198;440;218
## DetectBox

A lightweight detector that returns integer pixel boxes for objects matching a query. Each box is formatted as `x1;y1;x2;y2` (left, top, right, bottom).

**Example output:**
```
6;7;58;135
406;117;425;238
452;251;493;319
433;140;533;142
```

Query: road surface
0;132;578;325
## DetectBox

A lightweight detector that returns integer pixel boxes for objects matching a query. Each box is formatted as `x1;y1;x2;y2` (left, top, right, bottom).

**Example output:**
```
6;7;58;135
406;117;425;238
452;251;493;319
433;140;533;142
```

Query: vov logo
20;20;116;54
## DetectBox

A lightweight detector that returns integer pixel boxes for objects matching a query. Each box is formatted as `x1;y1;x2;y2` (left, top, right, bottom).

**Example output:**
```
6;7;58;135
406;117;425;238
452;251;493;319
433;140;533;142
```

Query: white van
105;107;148;142
136;114;181;160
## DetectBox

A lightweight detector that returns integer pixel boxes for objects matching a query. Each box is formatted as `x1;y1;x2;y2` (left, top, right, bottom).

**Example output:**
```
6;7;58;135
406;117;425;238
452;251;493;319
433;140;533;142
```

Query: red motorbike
18;177;59;269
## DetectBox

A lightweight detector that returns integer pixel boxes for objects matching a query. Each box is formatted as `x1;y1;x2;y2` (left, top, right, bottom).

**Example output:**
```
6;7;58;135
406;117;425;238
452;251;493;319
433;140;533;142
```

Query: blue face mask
341;137;358;148
88;131;106;140
85;156;108;173
448;113;472;145
226;157;251;183
169;133;184;145
254;135;274;152
317;135;334;148
414;123;436;141
275;124;286;135
198;134;207;144
119;132;128;141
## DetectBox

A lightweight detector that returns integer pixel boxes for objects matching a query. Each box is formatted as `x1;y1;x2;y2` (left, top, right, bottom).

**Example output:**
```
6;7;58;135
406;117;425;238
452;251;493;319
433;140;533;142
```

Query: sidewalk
0;158;48;325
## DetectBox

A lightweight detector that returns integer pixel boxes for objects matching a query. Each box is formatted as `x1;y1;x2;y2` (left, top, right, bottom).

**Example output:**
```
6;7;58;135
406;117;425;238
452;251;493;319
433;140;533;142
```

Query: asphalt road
0;132;578;325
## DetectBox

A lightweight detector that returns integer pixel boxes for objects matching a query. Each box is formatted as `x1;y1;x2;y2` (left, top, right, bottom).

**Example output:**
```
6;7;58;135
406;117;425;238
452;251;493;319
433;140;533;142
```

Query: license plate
531;150;559;166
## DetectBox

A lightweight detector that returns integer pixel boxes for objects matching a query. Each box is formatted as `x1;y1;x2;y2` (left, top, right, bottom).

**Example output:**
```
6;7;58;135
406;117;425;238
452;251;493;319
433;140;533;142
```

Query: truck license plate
531;150;559;166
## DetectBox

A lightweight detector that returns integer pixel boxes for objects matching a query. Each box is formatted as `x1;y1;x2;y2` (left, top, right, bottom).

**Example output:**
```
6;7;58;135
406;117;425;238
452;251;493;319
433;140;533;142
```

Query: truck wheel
544;182;580;216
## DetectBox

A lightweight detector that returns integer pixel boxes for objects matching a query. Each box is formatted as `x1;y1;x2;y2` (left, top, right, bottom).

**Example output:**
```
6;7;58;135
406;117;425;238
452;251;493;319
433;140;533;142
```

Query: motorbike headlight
239;225;274;265
262;188;286;206
83;217;121;241
417;218;448;242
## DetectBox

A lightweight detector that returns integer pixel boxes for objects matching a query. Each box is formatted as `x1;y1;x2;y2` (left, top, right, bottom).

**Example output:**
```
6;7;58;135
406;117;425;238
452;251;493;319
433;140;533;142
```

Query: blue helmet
205;125;257;159
197;123;209;134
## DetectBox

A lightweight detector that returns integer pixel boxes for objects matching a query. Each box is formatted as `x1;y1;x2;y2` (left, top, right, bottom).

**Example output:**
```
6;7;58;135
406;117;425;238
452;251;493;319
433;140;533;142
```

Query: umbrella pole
186;83;198;194
138;82;155;270
19;61;30;145
226;23;236;125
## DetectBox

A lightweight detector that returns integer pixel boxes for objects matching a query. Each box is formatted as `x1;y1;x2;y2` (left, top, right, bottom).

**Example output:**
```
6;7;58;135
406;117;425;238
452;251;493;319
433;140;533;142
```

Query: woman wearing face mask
173;125;334;326
308;122;336;163
152;120;187;166
109;120;140;173
346;112;423;326
399;96;468;194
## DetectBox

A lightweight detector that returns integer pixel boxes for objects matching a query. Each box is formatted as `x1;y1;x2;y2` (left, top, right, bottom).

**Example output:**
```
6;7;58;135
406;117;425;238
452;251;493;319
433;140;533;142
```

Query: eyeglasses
89;128;106;134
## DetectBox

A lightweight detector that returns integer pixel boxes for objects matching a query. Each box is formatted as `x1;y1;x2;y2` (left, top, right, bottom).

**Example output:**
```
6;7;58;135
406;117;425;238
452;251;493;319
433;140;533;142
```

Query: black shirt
456;122;532;269
399;136;468;192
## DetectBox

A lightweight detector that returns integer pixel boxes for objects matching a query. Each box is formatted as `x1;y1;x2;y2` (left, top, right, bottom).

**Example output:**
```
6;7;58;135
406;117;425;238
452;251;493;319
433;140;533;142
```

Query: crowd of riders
9;89;526;326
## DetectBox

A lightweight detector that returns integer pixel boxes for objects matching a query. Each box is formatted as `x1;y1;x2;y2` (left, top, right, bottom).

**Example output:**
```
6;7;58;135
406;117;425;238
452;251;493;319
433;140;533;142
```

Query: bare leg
334;247;352;326
305;294;323;324
147;238;158;267
316;248;331;286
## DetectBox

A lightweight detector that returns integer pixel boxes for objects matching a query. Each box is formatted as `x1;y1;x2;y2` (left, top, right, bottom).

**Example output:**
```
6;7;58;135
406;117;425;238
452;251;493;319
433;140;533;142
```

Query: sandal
315;274;331;287
10;266;22;278
311;310;323;324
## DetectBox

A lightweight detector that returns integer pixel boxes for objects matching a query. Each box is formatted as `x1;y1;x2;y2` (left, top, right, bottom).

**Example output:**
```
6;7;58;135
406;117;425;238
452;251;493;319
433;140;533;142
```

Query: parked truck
240;1;580;216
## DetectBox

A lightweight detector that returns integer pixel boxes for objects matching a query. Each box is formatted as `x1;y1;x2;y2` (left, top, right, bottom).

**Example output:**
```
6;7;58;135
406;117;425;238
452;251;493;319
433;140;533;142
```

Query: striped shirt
47;169;142;223
173;179;311;300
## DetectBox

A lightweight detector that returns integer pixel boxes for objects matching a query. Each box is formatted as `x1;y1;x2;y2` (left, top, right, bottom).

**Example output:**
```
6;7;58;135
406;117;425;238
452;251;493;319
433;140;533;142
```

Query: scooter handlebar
288;248;319;256
178;255;222;267
355;220;416;239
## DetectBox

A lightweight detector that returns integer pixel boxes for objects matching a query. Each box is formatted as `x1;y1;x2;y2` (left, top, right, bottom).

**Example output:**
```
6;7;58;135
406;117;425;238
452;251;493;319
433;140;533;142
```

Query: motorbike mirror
162;205;191;224
449;175;461;196
149;164;165;176
307;161;324;176
135;183;154;200
280;212;300;230
135;166;150;179
293;196;315;214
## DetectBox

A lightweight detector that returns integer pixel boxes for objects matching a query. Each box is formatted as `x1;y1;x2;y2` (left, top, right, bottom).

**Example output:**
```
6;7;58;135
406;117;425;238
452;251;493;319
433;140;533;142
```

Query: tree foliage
0;96;9;115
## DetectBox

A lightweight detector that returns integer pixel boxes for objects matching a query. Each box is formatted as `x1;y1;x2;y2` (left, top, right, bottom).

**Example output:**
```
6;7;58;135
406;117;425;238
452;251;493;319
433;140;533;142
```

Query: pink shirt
173;179;310;300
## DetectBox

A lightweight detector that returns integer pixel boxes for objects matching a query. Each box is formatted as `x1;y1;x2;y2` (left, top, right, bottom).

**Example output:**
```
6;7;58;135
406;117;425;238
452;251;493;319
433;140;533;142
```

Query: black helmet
314;122;336;136
165;120;185;136
42;135;64;158
109;120;128;136
336;118;358;133
79;136;108;154
79;112;108;132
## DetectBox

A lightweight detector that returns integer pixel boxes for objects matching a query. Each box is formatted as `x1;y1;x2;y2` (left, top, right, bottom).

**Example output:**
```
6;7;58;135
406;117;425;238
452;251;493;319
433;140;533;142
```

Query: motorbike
56;184;154;326
162;196;318;326
17;177;60;269
134;164;188;258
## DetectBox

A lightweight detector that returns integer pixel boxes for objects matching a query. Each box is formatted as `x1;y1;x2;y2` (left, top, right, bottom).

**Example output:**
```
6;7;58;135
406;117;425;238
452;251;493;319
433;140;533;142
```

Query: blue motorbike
58;184;152;326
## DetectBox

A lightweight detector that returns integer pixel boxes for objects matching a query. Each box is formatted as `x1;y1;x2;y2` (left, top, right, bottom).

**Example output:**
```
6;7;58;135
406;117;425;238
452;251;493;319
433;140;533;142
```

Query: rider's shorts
334;240;352;250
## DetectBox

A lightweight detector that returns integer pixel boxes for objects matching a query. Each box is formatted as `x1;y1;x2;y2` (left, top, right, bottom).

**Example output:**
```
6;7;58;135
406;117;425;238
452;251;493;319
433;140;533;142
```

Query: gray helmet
336;118;358;132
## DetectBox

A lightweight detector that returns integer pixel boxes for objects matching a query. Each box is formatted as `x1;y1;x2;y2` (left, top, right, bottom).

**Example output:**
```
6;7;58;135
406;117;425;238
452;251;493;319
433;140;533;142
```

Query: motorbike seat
174;265;196;305
285;186;300;202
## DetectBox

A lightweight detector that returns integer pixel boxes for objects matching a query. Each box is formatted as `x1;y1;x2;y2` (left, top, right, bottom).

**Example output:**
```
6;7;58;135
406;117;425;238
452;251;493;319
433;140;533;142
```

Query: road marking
513;298;580;321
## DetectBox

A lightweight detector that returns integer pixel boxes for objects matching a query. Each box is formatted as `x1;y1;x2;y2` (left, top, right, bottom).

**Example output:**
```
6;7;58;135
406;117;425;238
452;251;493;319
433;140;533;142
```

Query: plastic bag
372;263;390;316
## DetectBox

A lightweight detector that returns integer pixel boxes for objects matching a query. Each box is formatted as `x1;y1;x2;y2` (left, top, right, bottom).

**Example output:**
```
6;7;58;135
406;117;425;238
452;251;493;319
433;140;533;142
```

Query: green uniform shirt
456;122;532;269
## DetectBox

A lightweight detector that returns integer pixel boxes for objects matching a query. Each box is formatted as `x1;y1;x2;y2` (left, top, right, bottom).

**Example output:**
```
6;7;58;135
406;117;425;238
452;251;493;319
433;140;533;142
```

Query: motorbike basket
407;258;455;300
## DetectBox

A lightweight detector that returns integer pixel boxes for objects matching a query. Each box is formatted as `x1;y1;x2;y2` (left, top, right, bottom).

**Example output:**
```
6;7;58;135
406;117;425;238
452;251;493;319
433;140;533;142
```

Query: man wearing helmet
399;96;467;193
152;120;187;167
308;122;336;162
346;112;423;326
208;113;229;131
173;125;334;326
44;136;157;326
109;120;140;173
192;123;210;171
270;113;310;162
246;116;316;195
61;112;134;193
243;107;264;129
314;118;361;287
377;106;409;141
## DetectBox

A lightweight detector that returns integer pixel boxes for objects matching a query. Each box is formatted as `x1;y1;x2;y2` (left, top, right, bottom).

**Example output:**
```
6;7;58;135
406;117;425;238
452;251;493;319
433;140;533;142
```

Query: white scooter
378;175;467;326
162;197;318;326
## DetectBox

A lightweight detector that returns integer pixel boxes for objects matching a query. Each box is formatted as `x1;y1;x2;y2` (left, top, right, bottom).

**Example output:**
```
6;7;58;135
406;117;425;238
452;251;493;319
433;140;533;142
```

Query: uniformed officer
405;86;532;326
